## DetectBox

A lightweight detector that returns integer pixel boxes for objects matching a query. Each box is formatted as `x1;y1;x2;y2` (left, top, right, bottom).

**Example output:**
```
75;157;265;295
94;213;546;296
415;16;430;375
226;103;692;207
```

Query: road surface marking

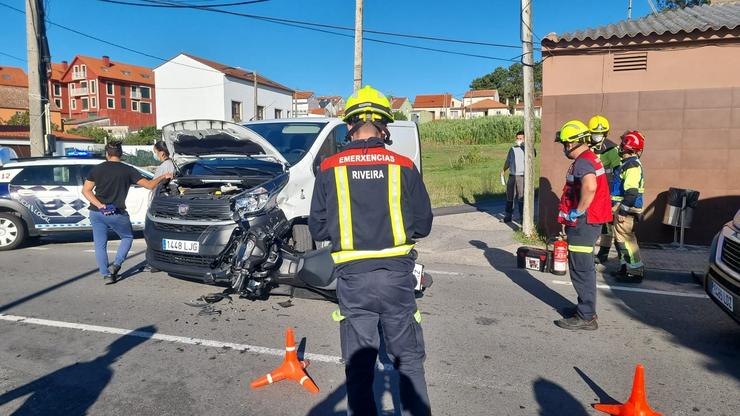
425;269;461;276
551;280;709;299
0;313;343;364
84;249;118;254
26;247;48;251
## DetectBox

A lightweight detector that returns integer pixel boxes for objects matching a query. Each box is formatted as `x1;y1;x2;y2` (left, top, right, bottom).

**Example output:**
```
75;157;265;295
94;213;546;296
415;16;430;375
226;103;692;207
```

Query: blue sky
0;0;653;99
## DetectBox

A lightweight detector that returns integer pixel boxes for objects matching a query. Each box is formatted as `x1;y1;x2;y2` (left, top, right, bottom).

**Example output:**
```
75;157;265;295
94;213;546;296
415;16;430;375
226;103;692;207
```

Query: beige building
390;97;412;120
464;99;509;118
411;93;462;122
462;89;500;108
513;96;542;118
539;2;740;244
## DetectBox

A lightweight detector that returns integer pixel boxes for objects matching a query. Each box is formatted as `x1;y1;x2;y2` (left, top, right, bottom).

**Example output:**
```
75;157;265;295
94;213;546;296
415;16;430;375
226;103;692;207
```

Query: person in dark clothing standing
82;142;171;284
501;130;529;223
309;86;433;416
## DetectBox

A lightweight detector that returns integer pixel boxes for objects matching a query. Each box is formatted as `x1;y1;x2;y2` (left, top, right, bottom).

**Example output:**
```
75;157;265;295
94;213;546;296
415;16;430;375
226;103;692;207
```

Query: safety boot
554;315;598;331
594;247;610;265
616;268;644;284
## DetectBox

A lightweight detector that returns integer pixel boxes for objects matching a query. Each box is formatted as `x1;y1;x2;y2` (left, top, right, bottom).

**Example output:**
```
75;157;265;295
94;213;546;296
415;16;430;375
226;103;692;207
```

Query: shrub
419;116;541;145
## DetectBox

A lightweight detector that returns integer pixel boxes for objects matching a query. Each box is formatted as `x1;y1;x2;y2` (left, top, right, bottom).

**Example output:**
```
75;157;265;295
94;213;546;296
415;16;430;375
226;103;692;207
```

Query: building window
71;99;77;110
140;102;151;114
120;98;126;109
120;85;125;96
131;101;139;112
131;85;139;99
80;80;87;89
80;64;87;77
274;109;282;119
107;97;115;109
91;97;97;108
231;101;242;122
81;97;89;110
107;82;114;95
53;98;62;109
140;86;151;99
257;105;264;120
53;83;61;96
90;80;96;94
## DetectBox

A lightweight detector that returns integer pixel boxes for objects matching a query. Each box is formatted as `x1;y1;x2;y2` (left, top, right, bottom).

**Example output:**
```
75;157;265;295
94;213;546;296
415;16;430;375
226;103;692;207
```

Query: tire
291;224;313;253
0;213;26;251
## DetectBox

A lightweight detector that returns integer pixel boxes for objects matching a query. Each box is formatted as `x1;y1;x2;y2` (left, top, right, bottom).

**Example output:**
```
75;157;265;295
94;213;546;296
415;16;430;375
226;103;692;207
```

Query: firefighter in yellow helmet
309;85;433;415
554;120;613;330
588;115;622;265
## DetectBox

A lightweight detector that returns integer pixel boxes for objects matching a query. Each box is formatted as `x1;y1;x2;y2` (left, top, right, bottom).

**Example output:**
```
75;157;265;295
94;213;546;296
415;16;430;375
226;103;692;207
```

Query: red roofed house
390;97;412;120
464;98;510;118
411;93;462;123
462;89;500;108
293;91;319;117
317;95;345;117
60;55;156;130
154;53;294;127
0;65;63;128
513;96;542;118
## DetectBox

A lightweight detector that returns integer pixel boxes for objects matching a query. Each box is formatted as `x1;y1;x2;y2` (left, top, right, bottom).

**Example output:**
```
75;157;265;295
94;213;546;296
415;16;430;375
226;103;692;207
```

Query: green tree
392;110;408;121
657;0;709;9
469;61;542;106
6;111;30;126
68;126;111;144
124;126;160;145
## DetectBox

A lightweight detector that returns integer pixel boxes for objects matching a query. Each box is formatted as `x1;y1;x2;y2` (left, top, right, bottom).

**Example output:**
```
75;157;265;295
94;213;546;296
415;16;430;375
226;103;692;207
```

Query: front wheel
0;213;26;251
290;224;313;253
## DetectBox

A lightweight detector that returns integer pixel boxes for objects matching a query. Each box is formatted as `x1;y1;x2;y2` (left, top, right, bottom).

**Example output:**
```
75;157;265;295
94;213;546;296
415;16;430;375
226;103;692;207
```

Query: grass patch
513;229;548;248
419;116;541;145
421;142;540;208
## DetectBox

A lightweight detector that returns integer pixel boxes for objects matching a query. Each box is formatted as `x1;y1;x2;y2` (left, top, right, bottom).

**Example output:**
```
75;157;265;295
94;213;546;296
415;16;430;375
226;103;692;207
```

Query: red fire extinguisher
551;235;568;275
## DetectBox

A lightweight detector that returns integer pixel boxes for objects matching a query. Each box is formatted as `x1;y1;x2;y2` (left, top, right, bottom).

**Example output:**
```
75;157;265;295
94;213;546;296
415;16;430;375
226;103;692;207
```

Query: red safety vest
558;150;613;226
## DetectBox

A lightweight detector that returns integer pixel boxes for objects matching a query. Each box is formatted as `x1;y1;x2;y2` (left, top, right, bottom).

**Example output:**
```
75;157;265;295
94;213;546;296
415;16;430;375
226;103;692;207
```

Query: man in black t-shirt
82;142;171;284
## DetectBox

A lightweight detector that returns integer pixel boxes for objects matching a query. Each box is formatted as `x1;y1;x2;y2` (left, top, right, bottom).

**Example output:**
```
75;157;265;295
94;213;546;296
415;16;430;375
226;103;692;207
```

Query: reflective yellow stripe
334;166;353;250
568;245;594;253
414;309;422;324
388;164;406;246
332;309;345;322
331;244;415;264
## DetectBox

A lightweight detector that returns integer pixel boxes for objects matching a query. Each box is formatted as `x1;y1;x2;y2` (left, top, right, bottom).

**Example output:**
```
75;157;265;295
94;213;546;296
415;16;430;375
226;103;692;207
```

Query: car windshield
245;122;327;165
189;157;283;177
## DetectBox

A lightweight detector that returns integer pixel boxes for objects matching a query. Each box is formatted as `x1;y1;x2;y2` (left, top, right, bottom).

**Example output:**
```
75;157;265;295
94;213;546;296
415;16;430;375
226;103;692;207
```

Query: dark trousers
505;175;524;217
337;268;430;416
565;219;602;320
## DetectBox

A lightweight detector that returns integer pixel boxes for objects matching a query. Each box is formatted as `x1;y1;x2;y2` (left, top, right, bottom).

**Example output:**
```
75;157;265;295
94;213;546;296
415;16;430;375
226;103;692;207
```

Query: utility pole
520;0;536;236
26;0;49;156
628;0;633;19
353;0;363;92
253;70;259;120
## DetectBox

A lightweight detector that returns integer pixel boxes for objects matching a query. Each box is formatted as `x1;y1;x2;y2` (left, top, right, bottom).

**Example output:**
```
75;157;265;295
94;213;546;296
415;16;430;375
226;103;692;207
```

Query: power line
0;51;27;62
99;0;268;8
101;0;536;50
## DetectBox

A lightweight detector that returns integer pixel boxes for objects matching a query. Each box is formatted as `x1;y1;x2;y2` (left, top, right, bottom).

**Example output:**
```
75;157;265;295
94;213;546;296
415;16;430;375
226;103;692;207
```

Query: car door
9;164;86;230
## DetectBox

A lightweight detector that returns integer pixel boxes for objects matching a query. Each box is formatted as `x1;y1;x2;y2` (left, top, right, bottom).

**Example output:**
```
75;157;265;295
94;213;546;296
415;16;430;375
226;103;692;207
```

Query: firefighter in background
554;120;613;331
611;131;646;282
588;115;622;265
309;86;434;415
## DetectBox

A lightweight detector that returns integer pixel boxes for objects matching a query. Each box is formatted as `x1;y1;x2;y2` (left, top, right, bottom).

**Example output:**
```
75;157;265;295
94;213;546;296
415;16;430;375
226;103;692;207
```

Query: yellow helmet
342;85;394;123
588;115;610;134
556;120;591;143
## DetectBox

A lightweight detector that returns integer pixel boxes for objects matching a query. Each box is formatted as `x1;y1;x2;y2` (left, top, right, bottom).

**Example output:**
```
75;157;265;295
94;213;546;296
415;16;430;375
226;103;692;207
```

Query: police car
0;156;153;250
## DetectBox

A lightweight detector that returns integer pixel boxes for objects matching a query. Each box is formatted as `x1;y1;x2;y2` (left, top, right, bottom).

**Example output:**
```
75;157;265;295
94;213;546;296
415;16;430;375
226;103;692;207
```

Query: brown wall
540;43;740;244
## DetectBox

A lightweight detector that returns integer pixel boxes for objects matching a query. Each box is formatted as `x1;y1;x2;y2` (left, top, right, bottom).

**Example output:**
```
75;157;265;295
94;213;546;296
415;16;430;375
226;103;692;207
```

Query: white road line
83;249;118;254
425;269;461;276
551;280;709;299
26;247;48;251
0;314;343;365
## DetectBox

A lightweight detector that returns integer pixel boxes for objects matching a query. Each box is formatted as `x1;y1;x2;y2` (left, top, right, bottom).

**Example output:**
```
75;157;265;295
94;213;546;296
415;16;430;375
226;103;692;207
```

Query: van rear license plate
711;281;734;312
162;239;199;254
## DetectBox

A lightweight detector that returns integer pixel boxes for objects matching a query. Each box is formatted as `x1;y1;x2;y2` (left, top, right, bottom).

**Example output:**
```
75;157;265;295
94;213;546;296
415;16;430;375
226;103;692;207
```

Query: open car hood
161;120;288;166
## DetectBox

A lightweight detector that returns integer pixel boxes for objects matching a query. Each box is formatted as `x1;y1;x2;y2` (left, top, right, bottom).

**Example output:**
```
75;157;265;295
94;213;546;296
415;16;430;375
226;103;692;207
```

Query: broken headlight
233;173;288;218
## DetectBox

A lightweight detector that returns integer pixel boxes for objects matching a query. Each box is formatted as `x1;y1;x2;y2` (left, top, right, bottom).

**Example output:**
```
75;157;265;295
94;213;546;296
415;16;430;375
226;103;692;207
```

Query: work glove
566;209;585;222
100;204;117;216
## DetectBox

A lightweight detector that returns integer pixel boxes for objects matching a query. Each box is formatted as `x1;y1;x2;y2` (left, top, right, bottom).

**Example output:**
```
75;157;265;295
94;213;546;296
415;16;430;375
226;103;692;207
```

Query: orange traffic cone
250;327;319;394
594;364;662;416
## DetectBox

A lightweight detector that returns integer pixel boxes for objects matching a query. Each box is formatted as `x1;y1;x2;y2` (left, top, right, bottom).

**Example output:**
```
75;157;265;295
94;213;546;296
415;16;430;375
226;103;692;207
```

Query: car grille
709;267;740;296
151;249;216;268
150;198;232;221
152;222;210;234
721;236;740;274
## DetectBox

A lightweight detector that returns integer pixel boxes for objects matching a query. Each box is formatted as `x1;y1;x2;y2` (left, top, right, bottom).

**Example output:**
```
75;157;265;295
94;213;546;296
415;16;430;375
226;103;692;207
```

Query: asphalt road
1;210;738;415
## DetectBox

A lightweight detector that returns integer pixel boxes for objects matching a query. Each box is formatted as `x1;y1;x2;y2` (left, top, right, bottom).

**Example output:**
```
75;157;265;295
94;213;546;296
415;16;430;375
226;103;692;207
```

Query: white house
464;98;510;118
154;53;294;128
293;91;319;117
411;93;463;122
462;89;500;108
513;96;543;118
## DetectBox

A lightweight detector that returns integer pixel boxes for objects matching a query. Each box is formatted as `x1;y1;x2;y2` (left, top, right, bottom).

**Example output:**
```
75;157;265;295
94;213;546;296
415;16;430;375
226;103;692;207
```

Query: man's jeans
89;211;134;276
